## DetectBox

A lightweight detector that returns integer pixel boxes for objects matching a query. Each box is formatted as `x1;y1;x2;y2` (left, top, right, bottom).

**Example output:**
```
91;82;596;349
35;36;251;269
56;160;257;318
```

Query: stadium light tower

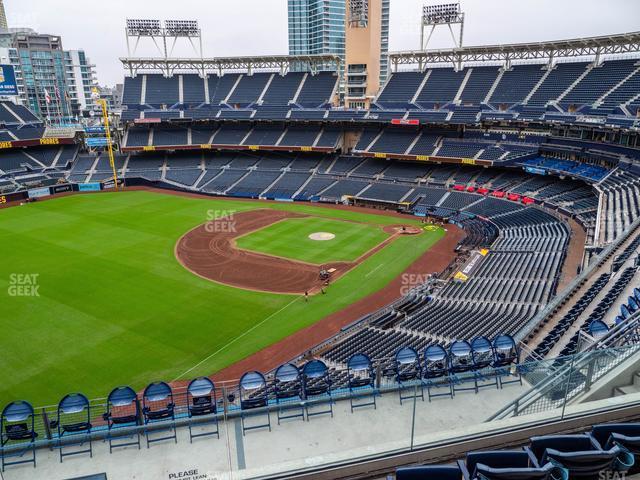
125;19;203;72
420;2;465;51
125;19;163;57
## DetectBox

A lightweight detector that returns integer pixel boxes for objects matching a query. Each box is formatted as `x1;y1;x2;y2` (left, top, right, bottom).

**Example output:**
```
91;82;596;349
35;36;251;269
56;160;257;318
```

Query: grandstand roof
120;54;341;77
390;31;640;68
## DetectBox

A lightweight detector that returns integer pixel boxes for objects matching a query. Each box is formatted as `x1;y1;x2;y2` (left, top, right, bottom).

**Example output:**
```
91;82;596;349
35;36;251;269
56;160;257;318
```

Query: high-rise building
0;0;7;30
66;49;99;116
288;0;346;58
0;29;98;121
287;0;389;101
344;0;389;108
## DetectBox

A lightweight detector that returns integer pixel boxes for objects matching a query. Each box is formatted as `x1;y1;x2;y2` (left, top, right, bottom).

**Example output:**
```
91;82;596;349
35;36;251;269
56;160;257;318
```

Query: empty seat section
153;128;188;146
279;127;320;146
409;133;440;156
459;66;500;103
315;128;341;148
354;129;381;151
227;170;281;197
209;74;241;105
489;64;546;105
227;73;271;106
416;68;465;106
122;76;143;105
181;74;206;104
191;127;216;144
358;183;412;202
376;72;424;108
243;126;284;146
526;62;589;106
264;172;311;199
261;72;304;105
296;72;338;107
126;128;150;147
369;129;418;154
212;125;250;145
145;75;179;105
562;59;638;107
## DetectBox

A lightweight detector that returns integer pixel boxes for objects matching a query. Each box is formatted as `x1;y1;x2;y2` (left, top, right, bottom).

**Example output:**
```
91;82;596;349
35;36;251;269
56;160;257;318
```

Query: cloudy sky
5;0;640;86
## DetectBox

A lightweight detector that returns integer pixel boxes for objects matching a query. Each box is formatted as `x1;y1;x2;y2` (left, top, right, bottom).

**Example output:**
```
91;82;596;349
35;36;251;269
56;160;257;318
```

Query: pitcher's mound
309;232;336;241
383;225;423;235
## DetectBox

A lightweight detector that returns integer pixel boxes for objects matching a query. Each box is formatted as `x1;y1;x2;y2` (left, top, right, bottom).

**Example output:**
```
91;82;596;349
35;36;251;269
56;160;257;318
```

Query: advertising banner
78;182;101;192
28;187;51;199
0;65;18;96
52;184;72;194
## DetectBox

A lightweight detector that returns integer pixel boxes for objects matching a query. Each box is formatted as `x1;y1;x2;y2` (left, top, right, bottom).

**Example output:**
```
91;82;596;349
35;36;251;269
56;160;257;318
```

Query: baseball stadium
2;1;640;479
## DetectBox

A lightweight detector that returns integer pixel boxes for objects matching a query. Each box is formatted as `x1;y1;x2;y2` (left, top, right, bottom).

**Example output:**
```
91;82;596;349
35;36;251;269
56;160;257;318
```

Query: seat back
1;401;36;443
492;334;518;367
143;381;174;419
106;386;139;425
187;377;217;416
57;393;91;435
541;446;627;476
348;353;375;389
396;465;462;480
529;435;596;461
239;371;268;410
475;462;565;480
466;451;531;474
424;344;449;379
395;346;421;382
302;359;331;396
274;363;302;400
471;336;495;369
449;340;474;373
591;424;640;448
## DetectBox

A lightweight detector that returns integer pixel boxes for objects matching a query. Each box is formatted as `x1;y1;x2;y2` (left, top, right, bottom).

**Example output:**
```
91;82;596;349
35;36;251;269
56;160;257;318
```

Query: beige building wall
344;0;382;109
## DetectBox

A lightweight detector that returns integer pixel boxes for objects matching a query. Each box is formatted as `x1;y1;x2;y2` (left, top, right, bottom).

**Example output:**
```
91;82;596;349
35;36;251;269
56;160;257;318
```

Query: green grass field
235;216;390;263
0;191;445;406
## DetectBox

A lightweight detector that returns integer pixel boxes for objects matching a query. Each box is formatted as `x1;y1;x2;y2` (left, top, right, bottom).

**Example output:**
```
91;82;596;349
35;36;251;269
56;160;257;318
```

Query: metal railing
0;355;518;455
489;315;640;421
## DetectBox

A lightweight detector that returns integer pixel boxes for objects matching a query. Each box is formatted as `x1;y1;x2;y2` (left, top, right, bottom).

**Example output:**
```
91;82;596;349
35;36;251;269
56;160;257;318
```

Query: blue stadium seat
396;465;463;480
527;435;634;479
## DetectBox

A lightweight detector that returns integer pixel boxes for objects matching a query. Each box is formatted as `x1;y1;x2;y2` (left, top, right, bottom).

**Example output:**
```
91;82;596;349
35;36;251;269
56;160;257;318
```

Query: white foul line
365;263;385;278
172;296;302;382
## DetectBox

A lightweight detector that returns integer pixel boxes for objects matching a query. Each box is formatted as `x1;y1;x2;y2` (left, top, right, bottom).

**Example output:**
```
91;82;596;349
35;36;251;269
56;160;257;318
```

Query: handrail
489;313;640;421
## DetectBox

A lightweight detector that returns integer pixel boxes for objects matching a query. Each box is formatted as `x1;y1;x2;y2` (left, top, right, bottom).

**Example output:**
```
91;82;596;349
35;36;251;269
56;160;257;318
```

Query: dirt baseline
175;209;412;295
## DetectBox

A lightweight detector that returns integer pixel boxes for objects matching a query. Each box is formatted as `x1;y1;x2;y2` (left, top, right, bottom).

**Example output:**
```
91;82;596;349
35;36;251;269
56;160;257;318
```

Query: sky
5;0;640;86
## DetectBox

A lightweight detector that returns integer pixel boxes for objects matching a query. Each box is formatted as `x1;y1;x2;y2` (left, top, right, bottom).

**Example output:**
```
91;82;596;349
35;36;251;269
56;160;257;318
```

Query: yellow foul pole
93;88;119;191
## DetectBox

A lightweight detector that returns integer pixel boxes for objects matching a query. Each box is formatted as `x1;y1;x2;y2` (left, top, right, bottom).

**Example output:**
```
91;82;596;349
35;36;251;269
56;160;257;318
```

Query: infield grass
0;190;445;405
235;216;390;264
